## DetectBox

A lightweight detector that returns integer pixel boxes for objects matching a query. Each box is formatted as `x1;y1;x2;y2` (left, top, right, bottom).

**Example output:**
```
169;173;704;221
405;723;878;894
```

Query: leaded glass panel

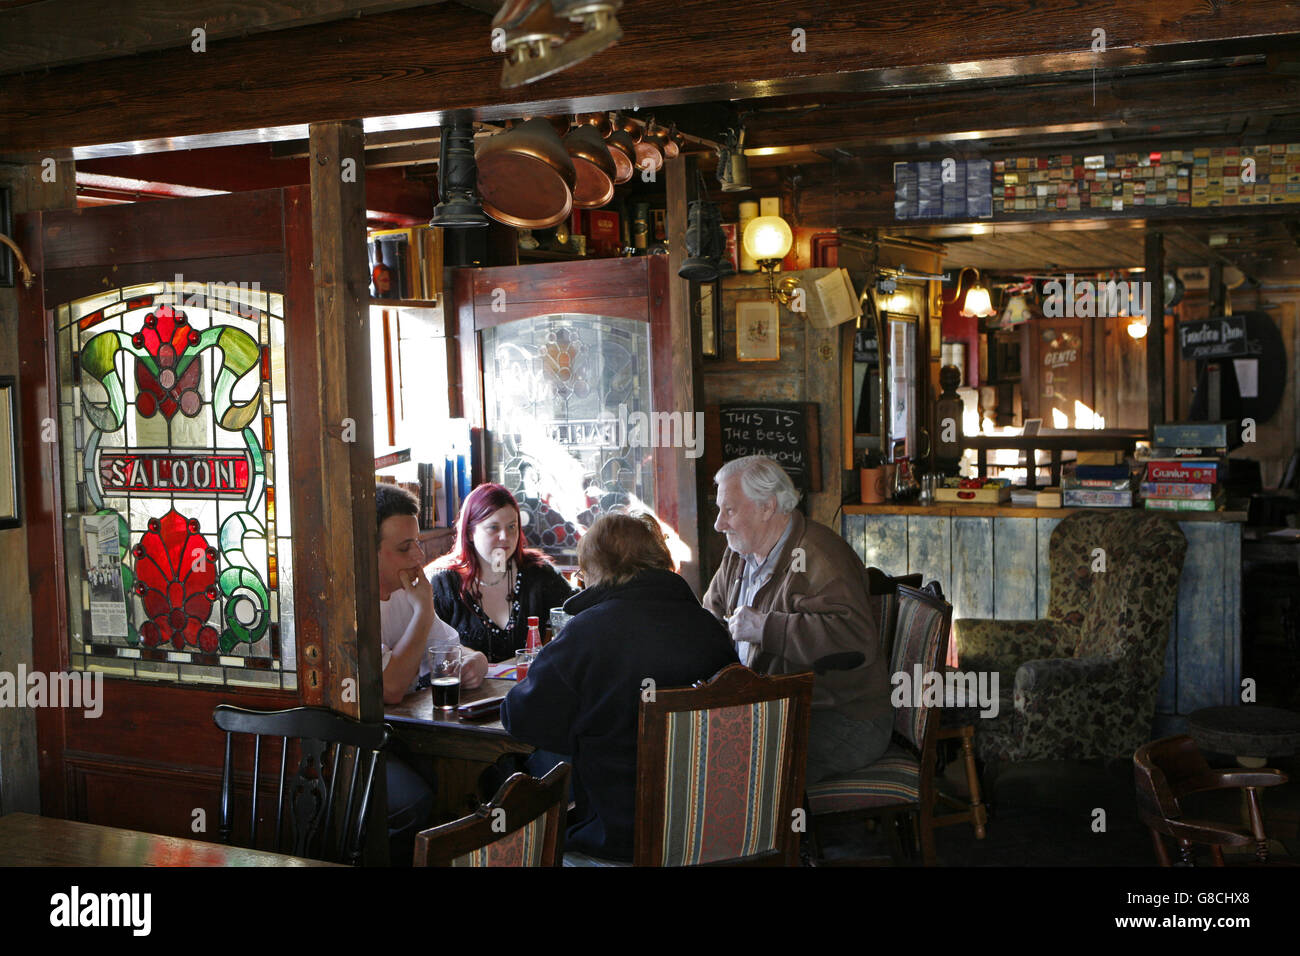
56;281;296;687
482;313;655;565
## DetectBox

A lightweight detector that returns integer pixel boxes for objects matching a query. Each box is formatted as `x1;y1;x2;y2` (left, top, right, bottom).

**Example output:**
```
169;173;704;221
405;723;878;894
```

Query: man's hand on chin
460;650;489;689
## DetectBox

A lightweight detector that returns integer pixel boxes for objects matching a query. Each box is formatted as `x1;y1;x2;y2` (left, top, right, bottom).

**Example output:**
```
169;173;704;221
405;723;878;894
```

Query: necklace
476;561;513;588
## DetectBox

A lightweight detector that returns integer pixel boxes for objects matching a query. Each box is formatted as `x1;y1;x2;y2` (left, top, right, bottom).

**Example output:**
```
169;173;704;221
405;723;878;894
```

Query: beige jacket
702;511;890;724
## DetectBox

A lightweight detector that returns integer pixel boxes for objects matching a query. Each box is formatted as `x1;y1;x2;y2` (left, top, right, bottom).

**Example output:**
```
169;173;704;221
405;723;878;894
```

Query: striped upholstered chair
413;763;570;866
805;584;952;865
634;664;814;866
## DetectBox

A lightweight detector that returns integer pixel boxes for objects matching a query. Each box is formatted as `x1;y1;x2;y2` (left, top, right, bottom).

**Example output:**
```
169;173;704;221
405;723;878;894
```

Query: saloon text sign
99;451;250;496
1178;316;1257;359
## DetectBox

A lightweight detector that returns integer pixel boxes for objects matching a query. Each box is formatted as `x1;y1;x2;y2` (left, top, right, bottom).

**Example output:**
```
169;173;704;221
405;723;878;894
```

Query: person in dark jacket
428;483;575;663
502;513;738;864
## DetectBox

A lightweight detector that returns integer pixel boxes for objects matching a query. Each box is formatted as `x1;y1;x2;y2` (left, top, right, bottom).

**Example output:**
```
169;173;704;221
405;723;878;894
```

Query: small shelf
518;248;594;263
368;297;444;333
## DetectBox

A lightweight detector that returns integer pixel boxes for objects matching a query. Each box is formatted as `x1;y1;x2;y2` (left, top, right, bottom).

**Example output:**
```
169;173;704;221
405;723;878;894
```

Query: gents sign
1178;316;1256;359
100;450;250;496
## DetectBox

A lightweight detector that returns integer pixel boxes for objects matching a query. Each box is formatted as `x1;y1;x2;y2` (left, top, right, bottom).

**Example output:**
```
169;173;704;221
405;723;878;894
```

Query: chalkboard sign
1178;315;1258;359
705;403;822;493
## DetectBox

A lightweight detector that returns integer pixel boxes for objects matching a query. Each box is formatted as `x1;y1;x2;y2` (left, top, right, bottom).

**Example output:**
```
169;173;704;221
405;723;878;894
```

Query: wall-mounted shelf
369;297;444;334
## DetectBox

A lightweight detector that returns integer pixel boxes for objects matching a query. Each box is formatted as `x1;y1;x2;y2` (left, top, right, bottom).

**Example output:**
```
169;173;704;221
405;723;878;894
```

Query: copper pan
644;120;675;162
618;115;662;174
564;123;617;208
604;115;637;184
475;116;577;228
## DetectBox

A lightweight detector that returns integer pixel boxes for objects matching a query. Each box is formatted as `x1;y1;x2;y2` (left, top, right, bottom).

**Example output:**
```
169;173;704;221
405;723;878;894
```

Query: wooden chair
212;704;390;866
1134;734;1290;865
633;664;814;866
413;763;570;867
806;584;952;865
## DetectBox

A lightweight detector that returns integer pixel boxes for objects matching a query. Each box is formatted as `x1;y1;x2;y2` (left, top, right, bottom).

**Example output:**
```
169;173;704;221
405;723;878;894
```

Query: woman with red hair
429;483;576;663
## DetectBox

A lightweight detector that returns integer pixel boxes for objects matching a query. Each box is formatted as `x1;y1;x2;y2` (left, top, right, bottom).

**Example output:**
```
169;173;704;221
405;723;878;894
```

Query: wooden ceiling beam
0;0;453;76
743;63;1300;154
3;0;1300;153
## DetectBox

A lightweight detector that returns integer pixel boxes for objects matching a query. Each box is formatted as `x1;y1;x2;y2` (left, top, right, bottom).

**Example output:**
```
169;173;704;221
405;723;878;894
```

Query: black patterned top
431;562;576;664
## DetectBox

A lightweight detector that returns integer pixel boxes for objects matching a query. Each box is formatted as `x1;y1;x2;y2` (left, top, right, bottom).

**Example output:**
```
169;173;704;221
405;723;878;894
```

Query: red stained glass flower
131;510;219;651
132;304;202;420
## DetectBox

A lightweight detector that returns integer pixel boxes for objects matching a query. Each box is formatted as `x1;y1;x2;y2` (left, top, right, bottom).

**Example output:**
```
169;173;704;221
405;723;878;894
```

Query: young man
375;483;488;862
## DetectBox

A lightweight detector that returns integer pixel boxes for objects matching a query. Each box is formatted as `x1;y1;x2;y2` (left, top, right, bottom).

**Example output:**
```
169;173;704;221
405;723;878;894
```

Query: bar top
842;502;1248;522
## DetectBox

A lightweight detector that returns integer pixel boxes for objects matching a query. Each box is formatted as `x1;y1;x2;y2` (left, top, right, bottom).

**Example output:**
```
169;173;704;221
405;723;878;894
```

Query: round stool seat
1188;706;1300;760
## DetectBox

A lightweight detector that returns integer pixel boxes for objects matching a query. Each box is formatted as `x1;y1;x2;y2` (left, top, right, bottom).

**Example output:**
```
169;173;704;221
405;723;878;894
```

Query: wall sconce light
1126;316;1149;339
493;0;624;89
944;266;996;318
742;214;800;304
0;233;35;289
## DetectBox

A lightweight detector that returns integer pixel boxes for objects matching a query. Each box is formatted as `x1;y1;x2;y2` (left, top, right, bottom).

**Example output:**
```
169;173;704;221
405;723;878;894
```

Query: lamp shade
742;215;793;262
961;282;995;318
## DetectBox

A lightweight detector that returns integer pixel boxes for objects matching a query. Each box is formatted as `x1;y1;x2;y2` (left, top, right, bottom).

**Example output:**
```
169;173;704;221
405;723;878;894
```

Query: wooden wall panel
860;514;908;576
906;515;950;598
951;517;994;622
1036;517;1062;618
991;517;1037;620
1176;523;1231;713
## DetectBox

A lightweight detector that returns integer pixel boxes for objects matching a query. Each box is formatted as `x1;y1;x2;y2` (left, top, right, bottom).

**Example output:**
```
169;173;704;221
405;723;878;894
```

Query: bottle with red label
526;616;541;654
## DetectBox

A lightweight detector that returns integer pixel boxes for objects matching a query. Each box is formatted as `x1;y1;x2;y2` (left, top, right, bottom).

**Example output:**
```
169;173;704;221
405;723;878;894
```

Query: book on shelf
1063;476;1133;491
1139;482;1218;500
1152;421;1238;449
1073;464;1130;481
1145;460;1222;483
1063;488;1134;508
1146;445;1228;459
375;448;412;470
1143;496;1223;512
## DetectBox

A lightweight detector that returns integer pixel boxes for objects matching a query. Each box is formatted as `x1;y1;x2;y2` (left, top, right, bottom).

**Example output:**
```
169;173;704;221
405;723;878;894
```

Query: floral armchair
954;511;1187;763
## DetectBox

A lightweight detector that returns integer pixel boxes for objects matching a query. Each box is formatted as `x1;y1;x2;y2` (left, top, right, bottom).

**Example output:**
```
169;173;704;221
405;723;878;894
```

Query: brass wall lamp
493;0;624;88
0;233;35;289
742;214;800;304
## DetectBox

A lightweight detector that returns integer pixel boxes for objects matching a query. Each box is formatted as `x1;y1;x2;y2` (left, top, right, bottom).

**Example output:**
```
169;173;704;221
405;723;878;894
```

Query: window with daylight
482;313;655;566
55;280;296;689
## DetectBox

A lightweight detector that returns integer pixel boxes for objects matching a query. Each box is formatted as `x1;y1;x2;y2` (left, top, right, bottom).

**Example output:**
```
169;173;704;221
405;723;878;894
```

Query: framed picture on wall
0;187;13;288
696;281;720;358
736;300;780;362
0;377;21;529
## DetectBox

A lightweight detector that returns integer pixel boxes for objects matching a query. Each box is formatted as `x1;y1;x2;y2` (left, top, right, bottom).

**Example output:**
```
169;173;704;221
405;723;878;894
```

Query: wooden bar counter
842;502;1245;735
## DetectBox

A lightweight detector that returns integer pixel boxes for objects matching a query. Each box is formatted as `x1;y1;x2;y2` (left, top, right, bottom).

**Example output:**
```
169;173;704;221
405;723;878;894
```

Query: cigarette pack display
1140;482;1217;499
1062;488;1134;508
1146;460;1221;483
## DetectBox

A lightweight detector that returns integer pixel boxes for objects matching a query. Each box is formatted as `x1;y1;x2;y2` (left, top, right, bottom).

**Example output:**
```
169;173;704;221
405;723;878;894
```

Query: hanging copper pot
577;111;612;138
658;122;682;160
619;115;662;174
564;123;617;208
475;116;577;228
604;115;637;184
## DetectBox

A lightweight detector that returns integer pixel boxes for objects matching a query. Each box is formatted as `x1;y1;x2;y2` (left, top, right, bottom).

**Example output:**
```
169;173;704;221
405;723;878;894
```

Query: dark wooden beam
306;120;381;723
1146;231;1166;429
0;0;451;76
744;64;1300;153
3;1;1300;152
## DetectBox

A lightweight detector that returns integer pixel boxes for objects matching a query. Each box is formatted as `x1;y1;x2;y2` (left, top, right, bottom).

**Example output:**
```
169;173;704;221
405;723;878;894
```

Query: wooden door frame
14;185;378;829
452;255;699;583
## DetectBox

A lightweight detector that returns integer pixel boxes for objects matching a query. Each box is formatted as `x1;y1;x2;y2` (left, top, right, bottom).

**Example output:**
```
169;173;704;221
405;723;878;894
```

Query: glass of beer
430;643;462;711
515;648;534;681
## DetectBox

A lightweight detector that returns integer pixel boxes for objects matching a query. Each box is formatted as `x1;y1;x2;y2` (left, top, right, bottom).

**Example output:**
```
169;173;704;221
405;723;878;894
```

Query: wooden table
385;678;533;823
0;813;340;867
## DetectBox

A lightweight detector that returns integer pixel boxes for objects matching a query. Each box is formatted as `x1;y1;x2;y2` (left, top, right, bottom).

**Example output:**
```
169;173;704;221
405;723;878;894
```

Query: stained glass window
482;313;655;565
56;280;296;689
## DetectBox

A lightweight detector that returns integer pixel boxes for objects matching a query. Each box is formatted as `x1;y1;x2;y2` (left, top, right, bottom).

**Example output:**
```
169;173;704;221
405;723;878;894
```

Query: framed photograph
736;300;780;362
0;186;12;288
696;281;720;358
0;377;21;529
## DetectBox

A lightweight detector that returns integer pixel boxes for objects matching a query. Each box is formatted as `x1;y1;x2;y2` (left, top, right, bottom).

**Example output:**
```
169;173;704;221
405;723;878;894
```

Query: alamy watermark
547;404;705;459
0;666;103;718
1042;274;1150;319
891;664;1000;718
172;273;260;309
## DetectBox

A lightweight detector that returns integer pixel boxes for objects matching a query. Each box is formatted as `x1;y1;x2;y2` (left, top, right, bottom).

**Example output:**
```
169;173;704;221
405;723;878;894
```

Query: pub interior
1;1;1300;883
